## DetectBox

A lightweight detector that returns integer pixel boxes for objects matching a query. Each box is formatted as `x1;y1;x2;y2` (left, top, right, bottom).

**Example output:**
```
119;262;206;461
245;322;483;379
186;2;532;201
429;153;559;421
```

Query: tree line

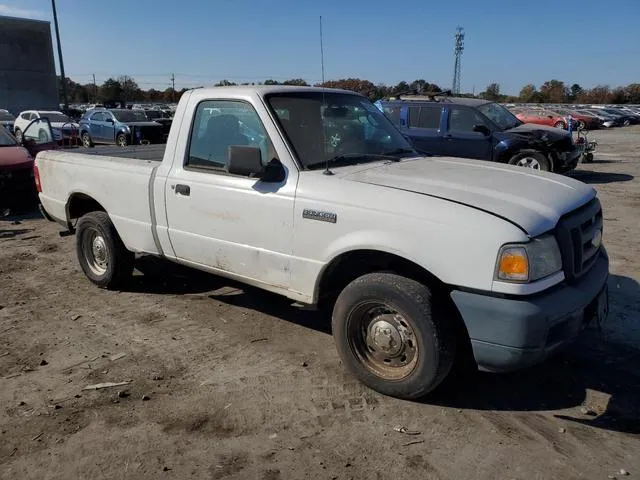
59;76;640;105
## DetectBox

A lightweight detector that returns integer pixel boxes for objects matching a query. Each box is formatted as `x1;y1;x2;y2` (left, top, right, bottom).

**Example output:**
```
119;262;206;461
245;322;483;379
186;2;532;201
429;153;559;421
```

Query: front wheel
332;273;455;399
81;132;94;148
76;211;134;289
508;150;551;172
554;121;567;130
13;128;22;143
116;133;128;147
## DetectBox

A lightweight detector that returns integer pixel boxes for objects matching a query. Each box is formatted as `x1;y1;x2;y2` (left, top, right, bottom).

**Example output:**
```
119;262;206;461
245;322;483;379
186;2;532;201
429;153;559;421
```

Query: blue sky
1;0;639;95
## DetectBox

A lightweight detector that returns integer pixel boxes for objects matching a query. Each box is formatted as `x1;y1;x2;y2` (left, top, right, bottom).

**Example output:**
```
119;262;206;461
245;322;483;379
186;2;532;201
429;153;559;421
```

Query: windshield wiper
382;147;417;156
307;152;407;170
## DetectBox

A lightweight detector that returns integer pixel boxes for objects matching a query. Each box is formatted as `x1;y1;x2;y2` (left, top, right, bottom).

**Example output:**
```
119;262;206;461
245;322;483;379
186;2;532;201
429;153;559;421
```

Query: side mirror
226;145;263;177
472;124;491;136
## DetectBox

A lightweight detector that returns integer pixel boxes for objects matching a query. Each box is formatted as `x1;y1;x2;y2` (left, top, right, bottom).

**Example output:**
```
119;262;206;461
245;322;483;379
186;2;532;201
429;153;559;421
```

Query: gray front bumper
450;250;609;372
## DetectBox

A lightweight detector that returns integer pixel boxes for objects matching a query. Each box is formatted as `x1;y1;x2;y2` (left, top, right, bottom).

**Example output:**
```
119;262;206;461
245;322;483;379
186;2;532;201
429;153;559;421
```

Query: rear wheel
76;211;134;289
508;150;551;172
554;121;566;129
332;273;456;399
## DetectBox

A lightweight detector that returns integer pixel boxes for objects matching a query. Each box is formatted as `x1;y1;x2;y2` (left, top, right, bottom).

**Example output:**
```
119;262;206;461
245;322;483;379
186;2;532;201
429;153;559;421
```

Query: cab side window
186;100;274;171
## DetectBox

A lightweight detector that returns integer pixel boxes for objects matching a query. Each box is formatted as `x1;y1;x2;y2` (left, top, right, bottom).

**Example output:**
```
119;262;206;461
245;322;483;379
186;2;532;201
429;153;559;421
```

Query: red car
514;109;570;130
548;109;601;130
0;126;36;213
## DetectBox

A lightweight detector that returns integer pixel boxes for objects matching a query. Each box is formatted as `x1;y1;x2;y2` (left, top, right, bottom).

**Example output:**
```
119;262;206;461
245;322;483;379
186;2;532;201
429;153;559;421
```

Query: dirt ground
1;128;639;480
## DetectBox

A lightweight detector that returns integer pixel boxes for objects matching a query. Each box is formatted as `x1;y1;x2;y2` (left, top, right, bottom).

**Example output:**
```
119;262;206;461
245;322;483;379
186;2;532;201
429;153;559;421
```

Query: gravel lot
1;128;639;479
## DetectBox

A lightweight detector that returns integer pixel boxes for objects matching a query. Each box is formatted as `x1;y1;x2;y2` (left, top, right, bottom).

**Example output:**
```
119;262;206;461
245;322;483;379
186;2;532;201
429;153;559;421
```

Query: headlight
496;234;562;283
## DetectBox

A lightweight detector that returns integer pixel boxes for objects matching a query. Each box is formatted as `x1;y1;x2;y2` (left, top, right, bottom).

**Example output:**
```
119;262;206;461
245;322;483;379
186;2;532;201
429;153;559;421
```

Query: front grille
555;198;603;283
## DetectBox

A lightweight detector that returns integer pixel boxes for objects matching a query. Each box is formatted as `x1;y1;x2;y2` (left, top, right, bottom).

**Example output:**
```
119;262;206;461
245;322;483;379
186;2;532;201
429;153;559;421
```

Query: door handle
174;184;190;196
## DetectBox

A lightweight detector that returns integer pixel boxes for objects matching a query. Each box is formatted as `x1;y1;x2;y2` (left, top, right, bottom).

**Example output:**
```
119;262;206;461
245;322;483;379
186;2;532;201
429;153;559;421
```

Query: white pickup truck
36;86;609;399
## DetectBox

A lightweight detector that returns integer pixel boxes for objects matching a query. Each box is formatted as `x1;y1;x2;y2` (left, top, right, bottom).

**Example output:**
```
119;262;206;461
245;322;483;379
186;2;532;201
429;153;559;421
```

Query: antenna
320;15;333;176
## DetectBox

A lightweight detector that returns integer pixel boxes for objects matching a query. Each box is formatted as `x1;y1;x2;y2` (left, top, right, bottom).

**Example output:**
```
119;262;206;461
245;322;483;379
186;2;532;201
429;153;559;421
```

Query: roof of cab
190;85;363;97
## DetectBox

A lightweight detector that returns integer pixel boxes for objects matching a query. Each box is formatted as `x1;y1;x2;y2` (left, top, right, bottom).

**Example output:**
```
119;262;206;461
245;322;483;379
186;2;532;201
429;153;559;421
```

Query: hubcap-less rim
515;157;541;169
117;135;127;147
82;134;91;147
347;303;419;380
82;228;108;276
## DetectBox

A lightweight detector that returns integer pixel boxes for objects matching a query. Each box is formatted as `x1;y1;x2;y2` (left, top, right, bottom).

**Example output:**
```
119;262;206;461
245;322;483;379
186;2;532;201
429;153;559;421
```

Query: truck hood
343;157;595;236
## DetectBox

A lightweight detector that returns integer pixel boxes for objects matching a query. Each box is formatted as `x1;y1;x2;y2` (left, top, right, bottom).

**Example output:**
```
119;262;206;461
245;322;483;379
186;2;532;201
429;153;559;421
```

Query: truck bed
77;144;166;162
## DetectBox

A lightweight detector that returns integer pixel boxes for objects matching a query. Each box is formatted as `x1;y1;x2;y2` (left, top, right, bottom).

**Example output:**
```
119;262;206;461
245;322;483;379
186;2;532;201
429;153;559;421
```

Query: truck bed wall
37;151;160;255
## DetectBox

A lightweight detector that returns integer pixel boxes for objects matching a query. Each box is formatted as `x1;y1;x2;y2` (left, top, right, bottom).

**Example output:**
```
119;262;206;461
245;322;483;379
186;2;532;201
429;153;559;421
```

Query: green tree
100;78;123;103
626;83;640;103
214;79;237;86
519;84;539;103
118;75;140;103
568;83;583;102
282;78;309;86
481;83;501;101
539;79;567;103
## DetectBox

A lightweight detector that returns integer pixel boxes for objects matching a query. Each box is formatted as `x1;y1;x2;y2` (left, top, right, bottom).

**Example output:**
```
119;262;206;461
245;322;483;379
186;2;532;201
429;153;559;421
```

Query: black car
143;109;172;139
377;95;581;173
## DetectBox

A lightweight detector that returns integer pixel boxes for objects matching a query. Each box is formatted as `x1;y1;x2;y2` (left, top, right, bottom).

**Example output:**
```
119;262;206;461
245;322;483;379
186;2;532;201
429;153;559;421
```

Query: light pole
51;0;68;111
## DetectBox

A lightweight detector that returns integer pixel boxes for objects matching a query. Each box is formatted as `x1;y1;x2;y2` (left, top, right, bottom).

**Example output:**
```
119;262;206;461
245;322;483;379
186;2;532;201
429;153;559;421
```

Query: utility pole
452;26;465;95
92;74;97;103
170;73;176;102
51;0;68;111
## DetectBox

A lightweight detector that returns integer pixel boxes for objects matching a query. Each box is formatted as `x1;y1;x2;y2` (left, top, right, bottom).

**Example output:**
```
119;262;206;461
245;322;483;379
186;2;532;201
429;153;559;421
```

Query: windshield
39;112;71;123
111;110;149;122
0;126;18;146
266;92;415;169
477;102;521;130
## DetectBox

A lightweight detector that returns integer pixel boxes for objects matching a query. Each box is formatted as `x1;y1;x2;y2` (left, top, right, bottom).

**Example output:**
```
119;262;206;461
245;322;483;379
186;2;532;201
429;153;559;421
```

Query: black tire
116;133;128;147
585;152;594;163
13;128;22;143
332;273;456;399
75;211;134;289
81;132;94;148
554;121;566;129
508;150;551;172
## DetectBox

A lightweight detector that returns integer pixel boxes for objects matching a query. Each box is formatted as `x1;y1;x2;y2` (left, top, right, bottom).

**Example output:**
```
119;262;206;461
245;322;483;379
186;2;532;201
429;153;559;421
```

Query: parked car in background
513;109;570;130
78;108;165;147
0;125;36;213
591;107;639;125
546;108;601;130
378;96;580;172
13;110;79;145
575;109;618;128
142;109;172;139
0;110;16;134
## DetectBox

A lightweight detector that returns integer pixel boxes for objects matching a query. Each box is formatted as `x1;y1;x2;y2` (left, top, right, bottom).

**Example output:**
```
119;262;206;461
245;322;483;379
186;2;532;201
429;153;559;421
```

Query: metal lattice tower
452;27;464;94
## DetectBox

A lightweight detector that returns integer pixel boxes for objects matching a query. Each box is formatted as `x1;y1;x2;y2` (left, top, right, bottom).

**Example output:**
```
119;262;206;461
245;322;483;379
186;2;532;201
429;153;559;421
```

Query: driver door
164;98;297;289
444;107;493;160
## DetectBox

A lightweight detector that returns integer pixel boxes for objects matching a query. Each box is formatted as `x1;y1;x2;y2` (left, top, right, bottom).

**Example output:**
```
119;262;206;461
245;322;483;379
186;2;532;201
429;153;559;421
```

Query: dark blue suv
376;96;580;173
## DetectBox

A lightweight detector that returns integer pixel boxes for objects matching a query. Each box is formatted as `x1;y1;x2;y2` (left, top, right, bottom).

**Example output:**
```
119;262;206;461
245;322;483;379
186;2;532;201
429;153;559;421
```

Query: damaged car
378;95;580;173
0;126;36;213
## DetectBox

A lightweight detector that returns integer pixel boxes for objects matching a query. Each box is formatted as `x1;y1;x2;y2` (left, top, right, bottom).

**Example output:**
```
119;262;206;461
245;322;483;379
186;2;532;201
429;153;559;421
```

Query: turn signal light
498;247;528;281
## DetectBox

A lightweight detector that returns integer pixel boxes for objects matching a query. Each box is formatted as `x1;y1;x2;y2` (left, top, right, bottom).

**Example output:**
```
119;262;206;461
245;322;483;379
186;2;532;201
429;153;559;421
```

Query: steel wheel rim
516;157;541;169
347;302;419;380
82;227;109;276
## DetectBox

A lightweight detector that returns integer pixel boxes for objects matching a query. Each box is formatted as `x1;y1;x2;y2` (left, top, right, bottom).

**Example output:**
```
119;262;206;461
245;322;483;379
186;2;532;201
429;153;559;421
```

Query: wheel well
317;249;474;367
317;250;442;308
66;193;106;223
